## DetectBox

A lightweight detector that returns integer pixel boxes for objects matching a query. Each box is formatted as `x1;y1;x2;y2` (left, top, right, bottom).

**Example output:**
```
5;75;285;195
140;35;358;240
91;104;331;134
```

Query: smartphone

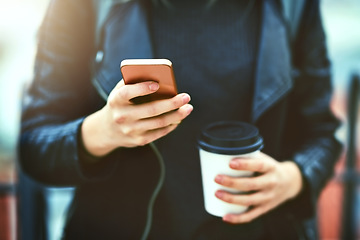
120;59;178;104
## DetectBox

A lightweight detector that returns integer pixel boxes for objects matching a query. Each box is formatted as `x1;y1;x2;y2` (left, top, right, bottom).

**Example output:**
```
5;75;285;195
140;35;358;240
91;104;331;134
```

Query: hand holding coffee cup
198;121;264;217
213;151;304;224
198;121;304;224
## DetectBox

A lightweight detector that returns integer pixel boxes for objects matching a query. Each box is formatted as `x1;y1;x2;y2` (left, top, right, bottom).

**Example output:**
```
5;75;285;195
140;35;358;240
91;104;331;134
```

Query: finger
115;81;160;102
117;104;193;139
137;104;193;131
215;190;272;206
114;79;125;90
229;156;275;173
215;174;270;192
135;93;191;119
222;205;271;224
129;124;179;147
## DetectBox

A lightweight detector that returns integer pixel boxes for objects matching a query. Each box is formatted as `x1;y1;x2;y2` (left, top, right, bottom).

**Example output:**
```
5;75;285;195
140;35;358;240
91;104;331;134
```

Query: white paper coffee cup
198;121;263;217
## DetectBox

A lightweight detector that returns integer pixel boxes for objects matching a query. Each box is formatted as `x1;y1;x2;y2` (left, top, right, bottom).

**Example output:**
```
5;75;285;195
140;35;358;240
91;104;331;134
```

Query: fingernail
149;82;159;91
230;161;239;169
223;215;232;222
185;105;193;114
182;94;190;104
215;191;224;198
215;175;223;184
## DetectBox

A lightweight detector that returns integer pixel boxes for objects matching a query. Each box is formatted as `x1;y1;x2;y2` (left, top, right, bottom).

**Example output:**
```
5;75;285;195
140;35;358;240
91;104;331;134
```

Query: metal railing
341;72;360;240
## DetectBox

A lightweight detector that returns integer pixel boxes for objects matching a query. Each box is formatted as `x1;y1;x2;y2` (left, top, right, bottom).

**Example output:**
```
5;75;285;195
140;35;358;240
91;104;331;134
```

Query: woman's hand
81;80;193;158
214;152;303;224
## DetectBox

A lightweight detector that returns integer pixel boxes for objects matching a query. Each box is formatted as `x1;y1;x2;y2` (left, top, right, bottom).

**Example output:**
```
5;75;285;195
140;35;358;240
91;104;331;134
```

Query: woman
19;0;342;239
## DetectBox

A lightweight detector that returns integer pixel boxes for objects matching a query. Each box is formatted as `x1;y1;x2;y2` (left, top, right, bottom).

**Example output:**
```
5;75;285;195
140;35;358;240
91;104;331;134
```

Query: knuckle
268;176;277;188
180;107;190;119
268;162;276;171
172;96;183;108
268;181;275;189
249;181;257;190
161;125;174;135
223;177;234;188
117;88;129;100
267;192;275;200
154;118;166;128
257;162;265;172
244;180;256;191
223;194;234;203
108;95;117;108
240;215;252;223
114;113;127;124
121;126;133;136
147;105;158;116
135;136;149;146
237;160;247;169
242;197;254;206
157;125;175;140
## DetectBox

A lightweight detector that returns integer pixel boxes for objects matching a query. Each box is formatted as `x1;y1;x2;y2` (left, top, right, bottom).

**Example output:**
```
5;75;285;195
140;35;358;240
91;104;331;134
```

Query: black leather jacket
19;0;342;239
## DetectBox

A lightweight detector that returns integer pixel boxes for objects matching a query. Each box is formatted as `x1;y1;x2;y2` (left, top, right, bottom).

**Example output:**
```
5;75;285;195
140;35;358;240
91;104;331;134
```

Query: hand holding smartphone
120;59;178;104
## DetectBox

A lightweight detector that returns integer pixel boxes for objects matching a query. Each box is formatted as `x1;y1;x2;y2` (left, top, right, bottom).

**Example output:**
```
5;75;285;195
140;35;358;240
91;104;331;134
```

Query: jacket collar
93;0;153;98
251;0;293;122
94;0;293;122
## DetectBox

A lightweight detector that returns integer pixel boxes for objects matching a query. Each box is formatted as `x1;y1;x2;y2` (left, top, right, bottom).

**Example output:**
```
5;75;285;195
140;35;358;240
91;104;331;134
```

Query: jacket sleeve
284;0;343;217
19;0;118;186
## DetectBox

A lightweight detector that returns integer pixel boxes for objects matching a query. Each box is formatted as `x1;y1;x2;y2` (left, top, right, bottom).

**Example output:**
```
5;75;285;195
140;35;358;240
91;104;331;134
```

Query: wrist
81;110;115;159
281;161;303;200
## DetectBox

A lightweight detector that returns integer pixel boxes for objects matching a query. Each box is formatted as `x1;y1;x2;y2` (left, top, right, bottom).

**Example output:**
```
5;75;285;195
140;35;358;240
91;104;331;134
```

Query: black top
151;0;259;125
147;1;262;238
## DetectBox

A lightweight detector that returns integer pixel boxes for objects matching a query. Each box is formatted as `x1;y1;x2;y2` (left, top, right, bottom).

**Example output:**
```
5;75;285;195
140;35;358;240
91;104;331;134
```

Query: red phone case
120;59;178;104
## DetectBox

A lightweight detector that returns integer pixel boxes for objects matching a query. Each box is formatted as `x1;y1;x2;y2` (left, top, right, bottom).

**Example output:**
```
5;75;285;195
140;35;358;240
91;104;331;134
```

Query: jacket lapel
94;0;294;118
93;0;154;97
251;0;293;122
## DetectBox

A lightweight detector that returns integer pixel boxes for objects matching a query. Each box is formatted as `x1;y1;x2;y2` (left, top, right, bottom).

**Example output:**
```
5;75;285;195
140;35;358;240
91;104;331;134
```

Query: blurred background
0;0;359;239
